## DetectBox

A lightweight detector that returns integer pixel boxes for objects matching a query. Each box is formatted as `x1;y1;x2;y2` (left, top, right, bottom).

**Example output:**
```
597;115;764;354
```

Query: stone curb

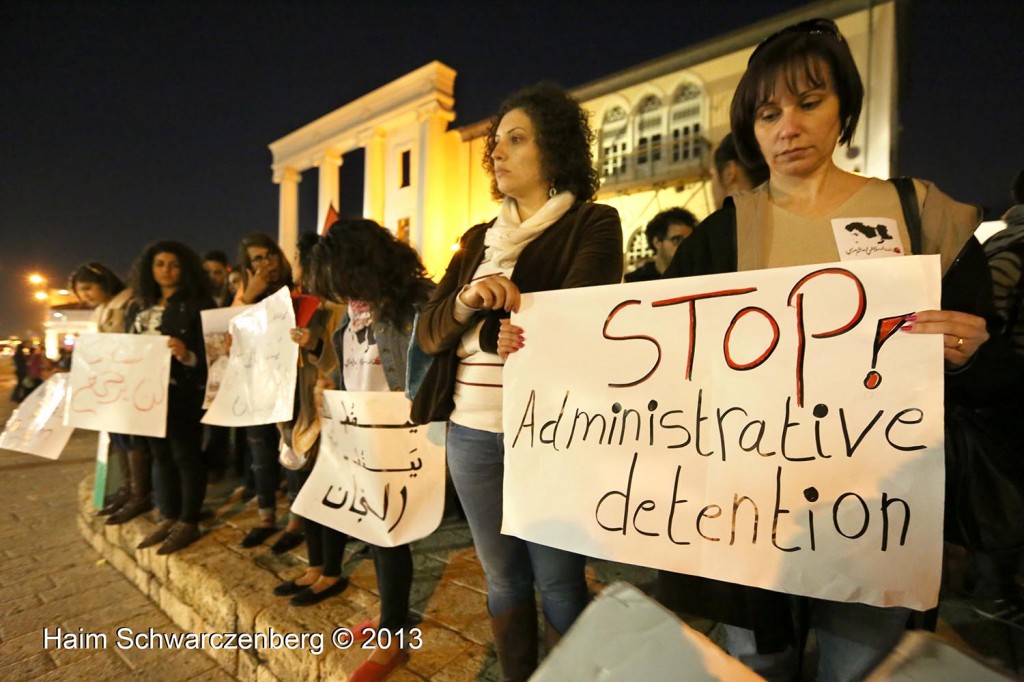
74;475;501;681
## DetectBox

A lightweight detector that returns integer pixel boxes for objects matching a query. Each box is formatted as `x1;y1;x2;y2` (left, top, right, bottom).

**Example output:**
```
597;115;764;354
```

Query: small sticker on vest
831;217;905;260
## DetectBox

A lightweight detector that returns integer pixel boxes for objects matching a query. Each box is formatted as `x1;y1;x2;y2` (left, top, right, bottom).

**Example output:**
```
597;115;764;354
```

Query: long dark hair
302;220;432;327
130;240;208;307
483;82;599;202
69;262;125;300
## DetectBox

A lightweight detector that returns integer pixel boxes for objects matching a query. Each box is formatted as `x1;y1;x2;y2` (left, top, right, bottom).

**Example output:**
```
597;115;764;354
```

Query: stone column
273;167;302;266
315;149;342;233
361;129;387;224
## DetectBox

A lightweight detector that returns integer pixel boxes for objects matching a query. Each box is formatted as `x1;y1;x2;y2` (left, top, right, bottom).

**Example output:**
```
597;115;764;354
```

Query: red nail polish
904;314;917;322
900;324;913;332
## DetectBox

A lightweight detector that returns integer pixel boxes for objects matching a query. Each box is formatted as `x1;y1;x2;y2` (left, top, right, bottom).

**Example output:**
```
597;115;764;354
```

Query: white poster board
200;305;249;409
292;391;446;547
533;582;764;682
202;287;297;426
0;373;74;459
503;257;944;610
65;333;171;438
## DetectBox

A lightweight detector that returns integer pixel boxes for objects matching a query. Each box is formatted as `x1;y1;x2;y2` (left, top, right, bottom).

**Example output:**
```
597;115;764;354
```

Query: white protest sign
504;256;944;610
202;287;297;426
200;305;250;409
292;390;445;547
65;333;171;438
0;373;75;459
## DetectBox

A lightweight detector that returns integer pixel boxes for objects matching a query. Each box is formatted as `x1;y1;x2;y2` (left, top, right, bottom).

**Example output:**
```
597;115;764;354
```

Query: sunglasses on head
748;18;844;65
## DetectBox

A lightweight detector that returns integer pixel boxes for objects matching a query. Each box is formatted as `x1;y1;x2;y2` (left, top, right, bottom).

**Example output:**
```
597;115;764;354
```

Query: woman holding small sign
414;83;624;681
658;18;994;682
303;217;434;682
126;241;214;555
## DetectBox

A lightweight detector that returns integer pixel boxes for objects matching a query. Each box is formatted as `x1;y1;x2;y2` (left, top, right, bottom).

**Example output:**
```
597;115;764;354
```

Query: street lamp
34;291;49;301
28;273;46;286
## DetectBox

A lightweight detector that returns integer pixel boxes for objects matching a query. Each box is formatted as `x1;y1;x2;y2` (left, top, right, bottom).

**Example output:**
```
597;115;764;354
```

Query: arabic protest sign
202;287;297;426
503;256;944;610
65;333;171;438
0;373;75;459
292;390;445;547
200;305;250;409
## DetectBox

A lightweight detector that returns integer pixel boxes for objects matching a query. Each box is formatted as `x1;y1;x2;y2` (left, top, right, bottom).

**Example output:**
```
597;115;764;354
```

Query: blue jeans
446;422;589;633
723;599;910;682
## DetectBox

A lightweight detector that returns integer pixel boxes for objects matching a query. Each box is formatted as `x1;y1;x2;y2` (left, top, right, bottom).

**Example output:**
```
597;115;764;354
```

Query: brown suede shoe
137;519;176;549
157;522;201;555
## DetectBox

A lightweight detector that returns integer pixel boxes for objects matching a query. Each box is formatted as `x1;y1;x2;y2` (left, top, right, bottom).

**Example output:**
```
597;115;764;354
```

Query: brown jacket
412;201;623;424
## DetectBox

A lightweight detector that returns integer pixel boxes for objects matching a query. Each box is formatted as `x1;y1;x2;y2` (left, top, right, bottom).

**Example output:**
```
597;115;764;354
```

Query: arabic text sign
200;305;249;409
503;256;944;610
0;373;74;459
292;391;445;547
202;287;297;426
65;334;171;438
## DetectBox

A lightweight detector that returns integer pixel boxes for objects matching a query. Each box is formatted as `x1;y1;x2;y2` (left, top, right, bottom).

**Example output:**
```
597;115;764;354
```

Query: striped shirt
449;259;512;433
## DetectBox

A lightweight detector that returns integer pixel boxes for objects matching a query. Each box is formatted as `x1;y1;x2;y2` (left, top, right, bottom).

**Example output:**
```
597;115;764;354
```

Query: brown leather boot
106;446;153;525
541;613;563;659
490;597;538;682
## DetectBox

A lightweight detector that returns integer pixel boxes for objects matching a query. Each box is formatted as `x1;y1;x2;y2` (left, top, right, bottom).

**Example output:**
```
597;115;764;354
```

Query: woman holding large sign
413;83;623;680
659;18;993;681
127;241;214;555
303;217;434;682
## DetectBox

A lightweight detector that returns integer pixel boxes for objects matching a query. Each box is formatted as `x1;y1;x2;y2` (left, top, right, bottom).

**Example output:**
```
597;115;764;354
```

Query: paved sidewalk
0;373;235;681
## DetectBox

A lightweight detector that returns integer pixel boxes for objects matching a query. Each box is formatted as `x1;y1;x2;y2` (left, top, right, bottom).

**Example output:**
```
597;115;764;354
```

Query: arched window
634;94;665;176
670;83;704;165
625;225;654;274
600;106;629;180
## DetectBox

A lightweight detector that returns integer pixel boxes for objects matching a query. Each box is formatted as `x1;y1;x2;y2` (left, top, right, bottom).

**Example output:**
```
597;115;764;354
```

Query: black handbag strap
890;177;923;255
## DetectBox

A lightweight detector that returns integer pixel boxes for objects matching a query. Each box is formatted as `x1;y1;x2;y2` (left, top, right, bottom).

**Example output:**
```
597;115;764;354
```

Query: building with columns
268;0;897;279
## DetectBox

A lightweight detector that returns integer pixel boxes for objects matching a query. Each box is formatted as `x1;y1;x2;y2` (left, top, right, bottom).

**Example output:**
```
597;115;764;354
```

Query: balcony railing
597;136;710;196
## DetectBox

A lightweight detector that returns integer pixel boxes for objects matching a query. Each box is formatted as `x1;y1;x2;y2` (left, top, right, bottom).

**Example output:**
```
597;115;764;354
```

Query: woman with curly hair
413;83;623;681
301;218;432;681
126;241;214;554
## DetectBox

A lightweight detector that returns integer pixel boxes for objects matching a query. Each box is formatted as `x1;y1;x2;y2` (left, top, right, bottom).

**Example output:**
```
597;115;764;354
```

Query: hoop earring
548;186;557;199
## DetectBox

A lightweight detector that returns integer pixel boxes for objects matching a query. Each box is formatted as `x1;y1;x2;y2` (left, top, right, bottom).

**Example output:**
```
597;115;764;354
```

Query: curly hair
303;219;432;327
482;82;599;202
130;240;208;308
69;262;125;300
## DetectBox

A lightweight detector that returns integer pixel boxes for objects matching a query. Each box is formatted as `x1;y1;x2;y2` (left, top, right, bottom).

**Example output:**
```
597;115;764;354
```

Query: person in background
659;18;993;681
227;267;244;299
200;249;233;481
233;233;295;548
709;132;770;209
624;207;699;282
126;241;214;554
415;83;623;681
202;250;232;308
69;261;138;518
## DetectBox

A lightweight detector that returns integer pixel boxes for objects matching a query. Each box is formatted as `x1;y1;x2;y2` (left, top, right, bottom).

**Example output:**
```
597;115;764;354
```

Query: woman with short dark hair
661;18;993;681
414;83;623;680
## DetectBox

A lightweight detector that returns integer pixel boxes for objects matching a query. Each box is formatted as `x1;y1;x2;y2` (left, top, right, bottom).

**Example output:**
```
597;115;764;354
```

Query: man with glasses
624;207;698;282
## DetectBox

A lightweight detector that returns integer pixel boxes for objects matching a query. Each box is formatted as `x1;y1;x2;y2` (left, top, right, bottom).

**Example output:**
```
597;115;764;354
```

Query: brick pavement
0;372;235;681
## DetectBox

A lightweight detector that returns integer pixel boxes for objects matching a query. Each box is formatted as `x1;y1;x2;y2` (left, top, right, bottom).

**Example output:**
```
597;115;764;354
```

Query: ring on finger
956;337;964;350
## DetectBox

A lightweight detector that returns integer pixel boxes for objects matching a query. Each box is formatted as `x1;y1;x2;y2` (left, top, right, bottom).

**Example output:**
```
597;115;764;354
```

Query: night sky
2;0;1022;337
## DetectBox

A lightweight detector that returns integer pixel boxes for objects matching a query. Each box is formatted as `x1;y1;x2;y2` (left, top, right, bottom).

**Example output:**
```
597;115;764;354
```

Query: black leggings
371;544;413;633
147;388;206;524
305;519;349;578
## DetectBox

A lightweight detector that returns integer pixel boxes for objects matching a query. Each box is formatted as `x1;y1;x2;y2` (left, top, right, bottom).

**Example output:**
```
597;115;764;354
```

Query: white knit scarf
482;192;575;269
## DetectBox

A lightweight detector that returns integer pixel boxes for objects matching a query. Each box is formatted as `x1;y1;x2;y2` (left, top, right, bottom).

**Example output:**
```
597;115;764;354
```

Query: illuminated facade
269;0;897;279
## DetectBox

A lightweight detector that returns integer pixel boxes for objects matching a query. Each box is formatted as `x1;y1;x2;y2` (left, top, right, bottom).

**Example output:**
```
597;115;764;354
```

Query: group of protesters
53;17;1024;682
